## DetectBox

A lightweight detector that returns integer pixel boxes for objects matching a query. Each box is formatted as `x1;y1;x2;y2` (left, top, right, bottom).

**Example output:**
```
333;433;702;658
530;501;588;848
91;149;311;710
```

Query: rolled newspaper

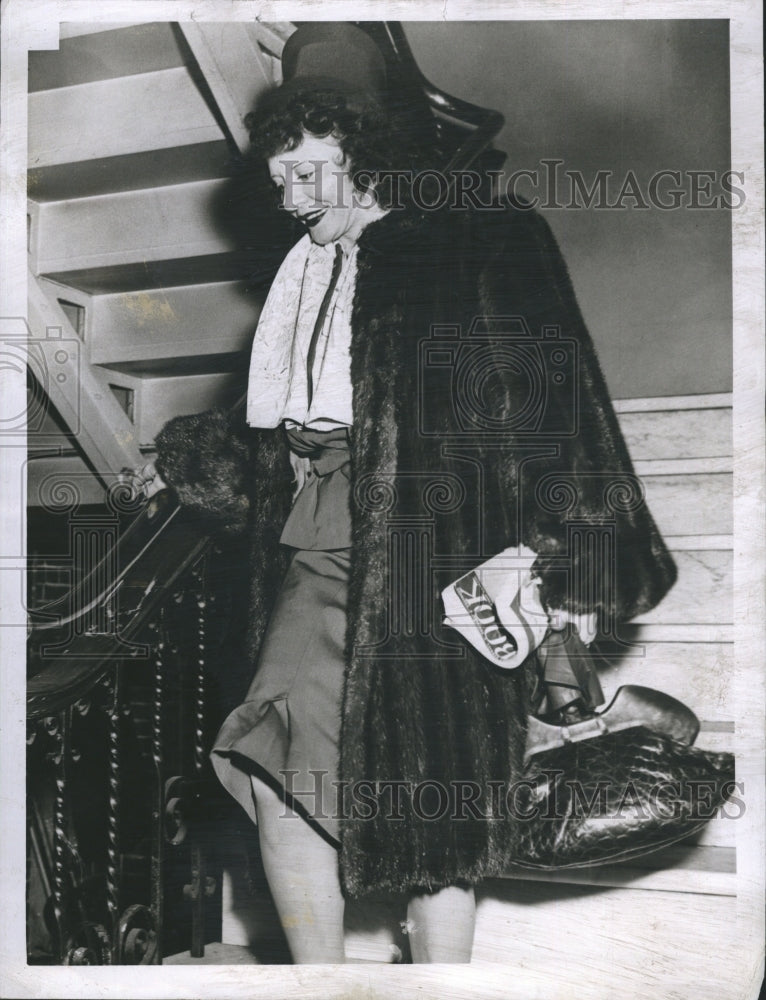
441;545;550;669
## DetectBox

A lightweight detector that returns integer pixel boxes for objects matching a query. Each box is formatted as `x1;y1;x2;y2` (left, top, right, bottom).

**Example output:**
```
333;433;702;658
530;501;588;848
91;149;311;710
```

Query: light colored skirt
210;548;350;843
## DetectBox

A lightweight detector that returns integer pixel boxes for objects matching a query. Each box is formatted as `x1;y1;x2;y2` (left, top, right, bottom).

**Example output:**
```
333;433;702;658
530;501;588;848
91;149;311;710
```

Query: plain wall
404;20;732;400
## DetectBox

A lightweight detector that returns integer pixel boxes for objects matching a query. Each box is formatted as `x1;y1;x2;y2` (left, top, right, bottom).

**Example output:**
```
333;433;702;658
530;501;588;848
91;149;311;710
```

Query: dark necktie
306;243;344;410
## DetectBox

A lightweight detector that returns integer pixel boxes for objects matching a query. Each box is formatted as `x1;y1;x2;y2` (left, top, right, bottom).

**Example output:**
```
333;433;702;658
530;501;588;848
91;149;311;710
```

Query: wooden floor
165;942;388;965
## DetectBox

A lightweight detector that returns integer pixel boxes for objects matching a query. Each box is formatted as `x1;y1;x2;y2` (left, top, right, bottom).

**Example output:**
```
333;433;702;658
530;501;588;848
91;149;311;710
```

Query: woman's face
268;133;371;246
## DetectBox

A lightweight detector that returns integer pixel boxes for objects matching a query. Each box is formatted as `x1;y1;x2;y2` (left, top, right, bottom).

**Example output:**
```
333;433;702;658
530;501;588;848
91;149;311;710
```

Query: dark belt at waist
285;425;351;478
281;425;352;550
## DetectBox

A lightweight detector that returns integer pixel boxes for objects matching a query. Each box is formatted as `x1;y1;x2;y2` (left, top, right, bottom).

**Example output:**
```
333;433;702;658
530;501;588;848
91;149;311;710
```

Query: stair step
43;253;250;296
89;282;258;366
617;405;731;461
664;534;732;550
633;456;732;475
58;23;155;40
34;180;234;275
28;22;186;92
101;369;245;447
641;473;732;537
103;352;249;379
473;880;738;988
612;392;732;412
29;67;223;169
631;549;731;627
595;640;733;721
29;141;232;203
502;844;736;896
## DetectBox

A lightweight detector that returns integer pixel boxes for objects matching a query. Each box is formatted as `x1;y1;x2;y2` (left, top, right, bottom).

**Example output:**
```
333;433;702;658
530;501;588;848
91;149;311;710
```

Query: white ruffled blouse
246;235;356;431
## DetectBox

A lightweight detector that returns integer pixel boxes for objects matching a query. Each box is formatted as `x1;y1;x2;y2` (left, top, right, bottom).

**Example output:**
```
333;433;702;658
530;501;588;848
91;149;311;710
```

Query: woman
145;24;677;963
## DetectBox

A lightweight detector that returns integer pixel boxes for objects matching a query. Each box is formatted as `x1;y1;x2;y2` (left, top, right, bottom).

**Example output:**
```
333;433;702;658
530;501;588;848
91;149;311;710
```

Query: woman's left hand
548;608;598;644
122;461;168;500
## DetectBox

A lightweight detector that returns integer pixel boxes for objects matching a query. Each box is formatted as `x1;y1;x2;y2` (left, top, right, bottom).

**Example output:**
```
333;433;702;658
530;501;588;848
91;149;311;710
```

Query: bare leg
406;885;476;963
250;775;346;963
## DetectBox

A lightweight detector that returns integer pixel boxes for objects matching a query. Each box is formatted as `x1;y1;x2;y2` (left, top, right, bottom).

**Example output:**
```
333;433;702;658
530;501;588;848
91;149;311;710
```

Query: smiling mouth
299;208;328;228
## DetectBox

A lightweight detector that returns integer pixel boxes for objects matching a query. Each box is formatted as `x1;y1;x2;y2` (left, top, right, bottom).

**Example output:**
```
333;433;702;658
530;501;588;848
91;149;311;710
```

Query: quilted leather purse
512;628;735;869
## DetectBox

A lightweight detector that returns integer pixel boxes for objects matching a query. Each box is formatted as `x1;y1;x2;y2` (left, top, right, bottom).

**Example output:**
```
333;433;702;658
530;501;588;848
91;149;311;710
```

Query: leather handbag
512;628;735;869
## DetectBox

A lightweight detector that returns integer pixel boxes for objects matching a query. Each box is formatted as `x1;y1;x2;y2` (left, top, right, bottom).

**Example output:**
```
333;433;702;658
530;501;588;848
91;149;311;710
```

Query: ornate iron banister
27;483;233;964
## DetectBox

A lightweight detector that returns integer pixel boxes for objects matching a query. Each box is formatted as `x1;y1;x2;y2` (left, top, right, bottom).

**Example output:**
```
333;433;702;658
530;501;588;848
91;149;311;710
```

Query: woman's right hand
128;461;168;499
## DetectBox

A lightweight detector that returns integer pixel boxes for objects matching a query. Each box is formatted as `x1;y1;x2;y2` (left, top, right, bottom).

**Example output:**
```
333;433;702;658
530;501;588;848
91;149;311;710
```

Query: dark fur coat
155;202;677;898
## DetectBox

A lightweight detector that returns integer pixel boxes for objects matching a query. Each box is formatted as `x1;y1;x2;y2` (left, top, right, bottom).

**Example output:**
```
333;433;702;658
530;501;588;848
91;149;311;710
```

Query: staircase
27;21;294;506
26;19;499;506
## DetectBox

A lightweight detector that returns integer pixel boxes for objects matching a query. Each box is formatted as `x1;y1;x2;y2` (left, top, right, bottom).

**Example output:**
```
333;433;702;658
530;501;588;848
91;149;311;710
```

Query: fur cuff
154;408;252;534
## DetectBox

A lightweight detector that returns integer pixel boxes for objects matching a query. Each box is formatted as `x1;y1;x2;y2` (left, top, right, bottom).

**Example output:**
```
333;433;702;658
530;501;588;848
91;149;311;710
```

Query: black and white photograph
1;2;763;998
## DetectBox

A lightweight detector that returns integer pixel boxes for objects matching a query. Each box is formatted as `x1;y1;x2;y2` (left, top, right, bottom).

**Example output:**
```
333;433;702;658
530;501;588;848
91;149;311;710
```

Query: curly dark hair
245;84;439;210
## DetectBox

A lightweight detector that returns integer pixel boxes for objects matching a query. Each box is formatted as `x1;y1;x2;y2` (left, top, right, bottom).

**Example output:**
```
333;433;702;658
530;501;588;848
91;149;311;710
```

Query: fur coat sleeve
154;406;294;670
481;206;678;622
154;407;255;534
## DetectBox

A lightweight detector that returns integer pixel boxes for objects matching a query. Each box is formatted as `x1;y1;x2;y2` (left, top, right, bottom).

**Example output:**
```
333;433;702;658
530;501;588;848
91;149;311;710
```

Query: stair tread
43;253;252;295
29;141;232;202
29;67;223;168
29;22;186;93
503;844;736;895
